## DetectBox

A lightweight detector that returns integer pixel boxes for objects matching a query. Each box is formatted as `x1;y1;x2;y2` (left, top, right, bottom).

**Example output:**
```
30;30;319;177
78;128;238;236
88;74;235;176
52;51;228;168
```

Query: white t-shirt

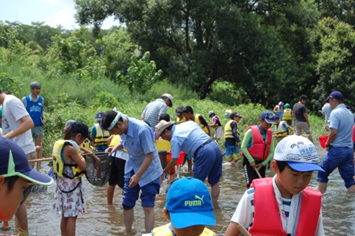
230;175;324;236
2;95;36;154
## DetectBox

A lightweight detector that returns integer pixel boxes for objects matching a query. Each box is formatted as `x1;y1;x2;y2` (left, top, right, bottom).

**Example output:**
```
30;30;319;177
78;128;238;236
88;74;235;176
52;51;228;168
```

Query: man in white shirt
0;89;36;234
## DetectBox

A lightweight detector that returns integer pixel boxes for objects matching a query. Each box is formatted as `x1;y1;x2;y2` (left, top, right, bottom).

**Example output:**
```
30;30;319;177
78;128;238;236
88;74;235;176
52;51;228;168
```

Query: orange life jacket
246;126;272;160
249;178;321;236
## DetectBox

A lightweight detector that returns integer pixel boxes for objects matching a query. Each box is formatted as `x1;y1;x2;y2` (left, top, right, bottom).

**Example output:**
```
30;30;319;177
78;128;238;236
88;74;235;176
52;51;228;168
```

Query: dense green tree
0;21;70;50
44;28;105;80
96;27;137;80
313;17;355;107
315;0;355;27
117;51;163;94
75;0;320;106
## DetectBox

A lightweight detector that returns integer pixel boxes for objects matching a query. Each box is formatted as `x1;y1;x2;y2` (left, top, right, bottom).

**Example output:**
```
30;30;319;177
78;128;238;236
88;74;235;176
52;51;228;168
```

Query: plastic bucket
318;135;328;149
168;151;185;165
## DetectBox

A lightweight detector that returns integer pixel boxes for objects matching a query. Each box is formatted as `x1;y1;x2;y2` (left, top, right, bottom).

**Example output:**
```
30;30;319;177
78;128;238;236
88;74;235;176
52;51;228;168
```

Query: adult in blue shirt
101;110;163;233
317;91;355;193
155;120;222;203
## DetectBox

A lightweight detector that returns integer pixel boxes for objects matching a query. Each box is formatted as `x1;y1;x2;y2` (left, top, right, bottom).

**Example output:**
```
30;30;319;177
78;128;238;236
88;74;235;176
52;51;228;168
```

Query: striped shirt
141;98;167;130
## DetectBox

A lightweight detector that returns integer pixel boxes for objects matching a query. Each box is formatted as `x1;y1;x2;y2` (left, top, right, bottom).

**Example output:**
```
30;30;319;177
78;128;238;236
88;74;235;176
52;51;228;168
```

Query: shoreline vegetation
0;62;328;158
0;23;329;157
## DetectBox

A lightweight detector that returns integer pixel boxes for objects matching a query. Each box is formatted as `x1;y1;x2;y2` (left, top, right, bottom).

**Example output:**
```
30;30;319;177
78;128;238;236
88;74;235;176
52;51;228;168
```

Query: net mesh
84;152;110;187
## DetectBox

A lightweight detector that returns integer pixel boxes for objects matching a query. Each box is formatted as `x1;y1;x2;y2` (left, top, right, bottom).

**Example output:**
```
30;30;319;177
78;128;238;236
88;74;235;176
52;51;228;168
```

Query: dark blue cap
325;91;343;102
260;111;278;124
71;122;93;141
96;112;104;121
0;137;53;185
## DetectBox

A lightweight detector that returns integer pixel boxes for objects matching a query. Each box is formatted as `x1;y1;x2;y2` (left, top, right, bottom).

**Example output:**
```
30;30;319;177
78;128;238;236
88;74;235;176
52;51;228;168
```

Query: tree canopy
74;0;355;108
1;0;355;109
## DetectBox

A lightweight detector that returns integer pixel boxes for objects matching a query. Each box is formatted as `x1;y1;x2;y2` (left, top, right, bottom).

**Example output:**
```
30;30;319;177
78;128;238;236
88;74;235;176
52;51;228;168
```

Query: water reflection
1;143;355;235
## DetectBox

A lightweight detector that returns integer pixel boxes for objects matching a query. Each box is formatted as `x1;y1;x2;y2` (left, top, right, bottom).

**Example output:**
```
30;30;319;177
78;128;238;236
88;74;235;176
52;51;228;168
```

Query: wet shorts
225;145;240;157
193;141;222;186
317;147;355;188
122;170;161;208
31;126;43;142
108;155;126;188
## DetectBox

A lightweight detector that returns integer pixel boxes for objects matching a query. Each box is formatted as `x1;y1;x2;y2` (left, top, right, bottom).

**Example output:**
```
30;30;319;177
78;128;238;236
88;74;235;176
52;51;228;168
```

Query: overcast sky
0;0;118;29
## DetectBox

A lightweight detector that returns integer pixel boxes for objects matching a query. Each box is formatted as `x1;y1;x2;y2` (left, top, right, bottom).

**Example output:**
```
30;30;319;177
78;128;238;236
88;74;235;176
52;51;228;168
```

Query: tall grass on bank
0;62;327;157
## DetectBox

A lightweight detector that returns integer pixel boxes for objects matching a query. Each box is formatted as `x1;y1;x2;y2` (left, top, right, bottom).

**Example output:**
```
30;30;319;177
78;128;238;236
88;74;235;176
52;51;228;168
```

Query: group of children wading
3;90;354;236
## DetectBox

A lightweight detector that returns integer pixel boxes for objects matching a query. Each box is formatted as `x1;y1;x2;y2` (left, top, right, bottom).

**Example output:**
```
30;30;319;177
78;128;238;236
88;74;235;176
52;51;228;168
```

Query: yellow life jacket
52;140;85;179
109;135;127;152
224;120;239;141
275;121;288;136
94;123;110;146
283;108;292;120
81;138;91;150
195;114;209;134
151;223;217;236
176;116;186;124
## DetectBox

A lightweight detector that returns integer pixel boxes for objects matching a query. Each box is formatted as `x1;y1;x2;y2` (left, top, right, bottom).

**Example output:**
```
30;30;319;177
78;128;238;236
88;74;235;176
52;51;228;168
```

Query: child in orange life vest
241;111;277;188
143;177;218;236
225;135;325;236
53;122;93;236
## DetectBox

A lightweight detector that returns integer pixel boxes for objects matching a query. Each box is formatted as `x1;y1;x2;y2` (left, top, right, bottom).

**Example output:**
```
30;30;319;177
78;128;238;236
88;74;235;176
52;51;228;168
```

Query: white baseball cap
162;93;173;107
274;135;324;172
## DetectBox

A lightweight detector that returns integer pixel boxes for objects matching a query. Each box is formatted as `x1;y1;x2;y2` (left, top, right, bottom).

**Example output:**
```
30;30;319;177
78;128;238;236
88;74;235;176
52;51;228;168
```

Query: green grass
0;62;326;157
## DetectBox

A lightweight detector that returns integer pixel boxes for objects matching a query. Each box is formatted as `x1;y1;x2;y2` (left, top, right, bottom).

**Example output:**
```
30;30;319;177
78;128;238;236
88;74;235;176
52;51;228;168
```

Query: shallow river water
1;143;355;235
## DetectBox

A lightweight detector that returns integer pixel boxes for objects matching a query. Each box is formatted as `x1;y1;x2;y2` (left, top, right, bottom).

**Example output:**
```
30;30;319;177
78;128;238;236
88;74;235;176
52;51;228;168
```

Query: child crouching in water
52;122;93;236
225;135;325;235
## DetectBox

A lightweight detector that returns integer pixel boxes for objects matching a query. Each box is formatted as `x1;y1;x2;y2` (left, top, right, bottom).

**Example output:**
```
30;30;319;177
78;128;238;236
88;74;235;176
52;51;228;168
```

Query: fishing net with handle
84;152;110;187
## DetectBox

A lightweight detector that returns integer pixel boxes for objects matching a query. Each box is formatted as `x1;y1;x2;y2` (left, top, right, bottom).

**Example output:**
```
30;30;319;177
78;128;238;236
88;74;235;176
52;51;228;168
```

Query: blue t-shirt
329;104;354;148
170;121;211;159
120;118;163;187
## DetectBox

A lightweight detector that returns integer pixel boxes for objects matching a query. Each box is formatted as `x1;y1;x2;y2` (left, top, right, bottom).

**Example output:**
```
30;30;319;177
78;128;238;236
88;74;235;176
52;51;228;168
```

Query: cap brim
20;169;54;185
175;112;182;116
324;96;331;102
95;118;102;122
237;115;243;118
287;161;325;172
86;135;94;141
265;118;276;124
169;210;216;229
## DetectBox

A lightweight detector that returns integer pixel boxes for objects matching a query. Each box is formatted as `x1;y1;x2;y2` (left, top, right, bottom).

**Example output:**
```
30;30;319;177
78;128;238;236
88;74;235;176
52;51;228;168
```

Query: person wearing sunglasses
0;136;53;233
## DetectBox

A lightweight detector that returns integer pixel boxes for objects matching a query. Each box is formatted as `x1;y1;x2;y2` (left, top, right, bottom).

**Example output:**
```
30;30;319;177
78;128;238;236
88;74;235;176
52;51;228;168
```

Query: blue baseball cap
0;137;53;185
260;111;278;124
325;91;344;102
96;112;105;121
274;135;325;172
165;177;216;229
